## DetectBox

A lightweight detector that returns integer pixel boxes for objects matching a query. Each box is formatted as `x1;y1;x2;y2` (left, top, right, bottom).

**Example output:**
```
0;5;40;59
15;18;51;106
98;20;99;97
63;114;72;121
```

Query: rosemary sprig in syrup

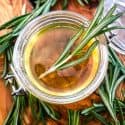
39;0;124;79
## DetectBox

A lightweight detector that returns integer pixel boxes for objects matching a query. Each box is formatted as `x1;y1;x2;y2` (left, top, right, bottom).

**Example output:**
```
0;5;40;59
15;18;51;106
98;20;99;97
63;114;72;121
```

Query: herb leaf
58;40;98;70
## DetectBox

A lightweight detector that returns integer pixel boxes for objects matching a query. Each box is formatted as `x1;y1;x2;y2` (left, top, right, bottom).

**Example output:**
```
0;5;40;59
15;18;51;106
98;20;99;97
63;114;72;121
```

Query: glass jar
104;0;125;54
12;11;108;104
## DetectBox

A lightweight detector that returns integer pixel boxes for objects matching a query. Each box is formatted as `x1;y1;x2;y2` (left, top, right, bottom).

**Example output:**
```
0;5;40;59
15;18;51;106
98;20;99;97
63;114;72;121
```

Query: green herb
81;45;125;125
68;110;80;125
29;94;60;123
116;99;125;125
81;100;125;125
3;96;26;125
98;50;125;124
81;103;105;115
3;82;60;125
0;14;30;30
62;0;68;9
77;0;91;6
1;0;60;124
39;0;124;79
58;40;98;70
41;102;60;121
0;0;56;55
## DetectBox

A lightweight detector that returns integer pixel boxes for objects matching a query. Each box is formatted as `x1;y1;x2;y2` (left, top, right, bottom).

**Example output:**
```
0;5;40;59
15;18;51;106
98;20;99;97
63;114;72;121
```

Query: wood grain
0;79;12;125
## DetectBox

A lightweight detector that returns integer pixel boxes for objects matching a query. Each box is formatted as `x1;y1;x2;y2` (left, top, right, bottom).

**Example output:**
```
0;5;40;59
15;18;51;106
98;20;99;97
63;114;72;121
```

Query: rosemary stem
39;55;72;79
38;66;56;78
54;55;72;69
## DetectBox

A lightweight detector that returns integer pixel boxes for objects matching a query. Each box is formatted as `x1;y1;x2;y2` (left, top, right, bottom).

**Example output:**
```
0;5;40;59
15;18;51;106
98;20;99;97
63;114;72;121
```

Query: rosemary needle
58;40;98;70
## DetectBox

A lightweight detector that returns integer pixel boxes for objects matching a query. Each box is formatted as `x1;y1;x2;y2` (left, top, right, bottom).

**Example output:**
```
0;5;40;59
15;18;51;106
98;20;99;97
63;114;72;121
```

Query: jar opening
13;11;108;104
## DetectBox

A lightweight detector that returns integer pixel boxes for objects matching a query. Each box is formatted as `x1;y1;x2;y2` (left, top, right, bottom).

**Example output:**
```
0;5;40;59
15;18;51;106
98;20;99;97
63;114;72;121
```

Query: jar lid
104;0;125;54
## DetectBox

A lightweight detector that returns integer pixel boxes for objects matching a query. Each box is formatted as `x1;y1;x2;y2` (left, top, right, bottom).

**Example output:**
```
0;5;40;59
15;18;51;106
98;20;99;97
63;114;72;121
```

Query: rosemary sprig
68;110;80;125
116;99;125;125
39;0;124;79
77;0;91;6
109;47;125;74
81;103;105;115
81;103;108;124
98;68;125;124
3;96;26;125
0;0;56;55
0;14;30;30
81;101;125;125
29;94;60;122
98;47;125;124
58;40;98;70
81;44;125;125
62;0;68;9
40;102;60;121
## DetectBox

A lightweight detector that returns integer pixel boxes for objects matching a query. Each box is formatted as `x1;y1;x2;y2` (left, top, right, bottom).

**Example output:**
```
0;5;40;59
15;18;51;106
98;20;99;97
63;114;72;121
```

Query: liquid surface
24;24;100;96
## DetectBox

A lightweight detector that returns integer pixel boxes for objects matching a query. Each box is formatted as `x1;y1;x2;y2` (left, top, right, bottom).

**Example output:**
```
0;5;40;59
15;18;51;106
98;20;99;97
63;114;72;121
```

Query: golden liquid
24;24;100;96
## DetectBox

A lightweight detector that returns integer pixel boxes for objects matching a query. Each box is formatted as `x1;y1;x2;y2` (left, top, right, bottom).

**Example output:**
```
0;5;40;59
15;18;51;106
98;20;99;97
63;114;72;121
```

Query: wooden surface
0;0;32;124
0;0;124;125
